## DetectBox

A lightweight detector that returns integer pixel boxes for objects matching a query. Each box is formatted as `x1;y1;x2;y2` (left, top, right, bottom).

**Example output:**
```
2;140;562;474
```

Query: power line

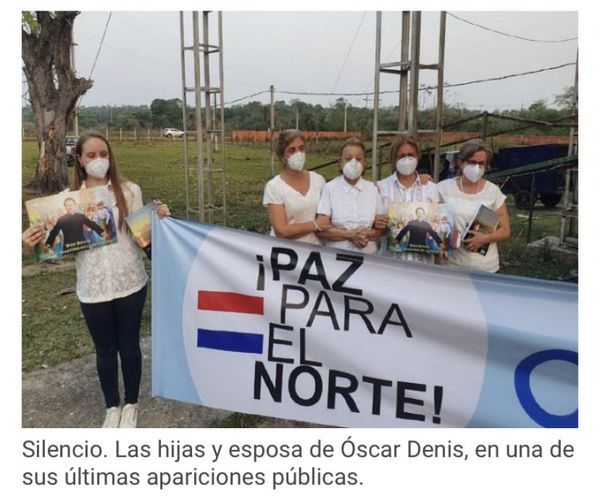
278;62;576;97
79;33;179;70
78;13;112;108
70;59;574;108
448;12;577;43
330;12;367;95
438;62;576;90
88;12;112;80
224;90;270;106
110;16;179;47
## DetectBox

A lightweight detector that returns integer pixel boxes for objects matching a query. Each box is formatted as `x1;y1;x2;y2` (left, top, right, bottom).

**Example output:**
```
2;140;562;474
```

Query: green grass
22;140;577;375
22;260;152;373
499;204;575;280
22;268;85;372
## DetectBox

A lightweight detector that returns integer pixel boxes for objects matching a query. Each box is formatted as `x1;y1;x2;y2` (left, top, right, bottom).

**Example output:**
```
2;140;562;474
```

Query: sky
27;10;578;111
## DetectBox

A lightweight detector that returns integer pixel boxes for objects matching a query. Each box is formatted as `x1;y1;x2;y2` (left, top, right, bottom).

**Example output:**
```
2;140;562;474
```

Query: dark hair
276;129;305;159
389;135;420;172
458;139;492;166
72;132;128;230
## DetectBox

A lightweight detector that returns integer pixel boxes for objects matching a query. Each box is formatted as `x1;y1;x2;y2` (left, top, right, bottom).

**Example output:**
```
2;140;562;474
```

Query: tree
150;98;183;129
22;11;93;193
554;86;577;112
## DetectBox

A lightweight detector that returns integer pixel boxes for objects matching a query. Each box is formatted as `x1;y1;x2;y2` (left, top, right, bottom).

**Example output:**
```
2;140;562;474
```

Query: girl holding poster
22;132;171;429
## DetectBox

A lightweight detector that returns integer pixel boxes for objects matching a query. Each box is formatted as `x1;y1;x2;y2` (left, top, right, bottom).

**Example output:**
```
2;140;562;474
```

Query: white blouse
263;171;326;245
317;175;383;254
75;181;148;303
437;178;507;273
377;173;440;203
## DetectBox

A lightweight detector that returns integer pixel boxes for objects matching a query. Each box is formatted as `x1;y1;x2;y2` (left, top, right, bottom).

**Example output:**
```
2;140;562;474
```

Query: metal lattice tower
179;11;226;224
371;11;446;181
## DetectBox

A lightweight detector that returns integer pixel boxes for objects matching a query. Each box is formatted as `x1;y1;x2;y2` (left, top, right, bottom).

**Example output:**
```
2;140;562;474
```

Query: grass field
21;140;576;374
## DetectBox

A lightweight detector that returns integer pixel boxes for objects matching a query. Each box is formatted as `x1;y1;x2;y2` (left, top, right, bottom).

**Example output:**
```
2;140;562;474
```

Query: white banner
152;217;578;428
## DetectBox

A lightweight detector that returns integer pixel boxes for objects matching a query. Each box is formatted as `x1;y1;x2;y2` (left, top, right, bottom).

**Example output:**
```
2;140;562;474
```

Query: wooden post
399;11;410;131
408;11;421;137
433;11;446;182
343;101;348;132
270;85;275;177
481;112;489;140
527;174;536;243
372;11;382;181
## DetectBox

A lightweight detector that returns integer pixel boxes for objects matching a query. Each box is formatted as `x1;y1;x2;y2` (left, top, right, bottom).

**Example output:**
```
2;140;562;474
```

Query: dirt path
22;336;320;428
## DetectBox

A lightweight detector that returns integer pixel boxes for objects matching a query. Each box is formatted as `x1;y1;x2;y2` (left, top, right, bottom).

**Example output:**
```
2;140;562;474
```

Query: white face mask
84;157;110;179
463;163;485;183
287;151;306;171
396;156;418;176
342;158;363;181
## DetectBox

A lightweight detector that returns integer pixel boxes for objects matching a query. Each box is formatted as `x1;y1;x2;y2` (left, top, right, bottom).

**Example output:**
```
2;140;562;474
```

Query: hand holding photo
25;186;117;261
125;200;157;248
386;202;455;255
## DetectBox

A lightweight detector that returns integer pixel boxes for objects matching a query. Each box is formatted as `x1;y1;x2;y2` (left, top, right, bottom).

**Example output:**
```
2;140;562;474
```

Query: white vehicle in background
162;128;185;138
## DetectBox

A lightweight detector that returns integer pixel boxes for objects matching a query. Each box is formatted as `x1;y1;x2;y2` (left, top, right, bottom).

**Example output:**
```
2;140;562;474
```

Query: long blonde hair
71;132;129;231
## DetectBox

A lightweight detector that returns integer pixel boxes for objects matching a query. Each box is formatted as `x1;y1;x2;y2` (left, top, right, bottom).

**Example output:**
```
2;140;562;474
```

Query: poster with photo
386;201;456;255
25;186;117;261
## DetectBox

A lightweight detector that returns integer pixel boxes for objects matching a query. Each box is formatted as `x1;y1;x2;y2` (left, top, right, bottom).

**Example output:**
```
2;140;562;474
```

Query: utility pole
408;11;421;137
343;101;348;132
295;106;299;130
371;11;382;181
71;26;79;135
433;11;446;181
270;85;275;176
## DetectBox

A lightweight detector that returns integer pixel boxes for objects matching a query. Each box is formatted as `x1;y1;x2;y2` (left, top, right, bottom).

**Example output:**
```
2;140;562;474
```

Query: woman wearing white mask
22;132;171;428
263;129;330;245
437;139;511;272
376;135;440;262
315;138;383;254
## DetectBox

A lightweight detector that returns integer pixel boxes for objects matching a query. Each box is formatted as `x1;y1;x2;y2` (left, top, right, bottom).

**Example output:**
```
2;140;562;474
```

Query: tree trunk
22;11;93;194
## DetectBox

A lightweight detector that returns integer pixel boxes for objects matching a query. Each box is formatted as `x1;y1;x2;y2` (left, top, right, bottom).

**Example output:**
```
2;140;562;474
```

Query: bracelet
313;220;322;232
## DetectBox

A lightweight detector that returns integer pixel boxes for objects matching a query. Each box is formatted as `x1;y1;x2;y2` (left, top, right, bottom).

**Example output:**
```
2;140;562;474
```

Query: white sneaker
119;403;138;428
102;406;121;428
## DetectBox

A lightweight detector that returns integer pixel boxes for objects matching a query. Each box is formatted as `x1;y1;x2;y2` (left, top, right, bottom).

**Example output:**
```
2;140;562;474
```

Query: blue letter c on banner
514;349;578;428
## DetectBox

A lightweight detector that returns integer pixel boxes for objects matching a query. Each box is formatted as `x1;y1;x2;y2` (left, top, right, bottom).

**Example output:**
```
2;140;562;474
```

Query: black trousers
80;285;147;408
